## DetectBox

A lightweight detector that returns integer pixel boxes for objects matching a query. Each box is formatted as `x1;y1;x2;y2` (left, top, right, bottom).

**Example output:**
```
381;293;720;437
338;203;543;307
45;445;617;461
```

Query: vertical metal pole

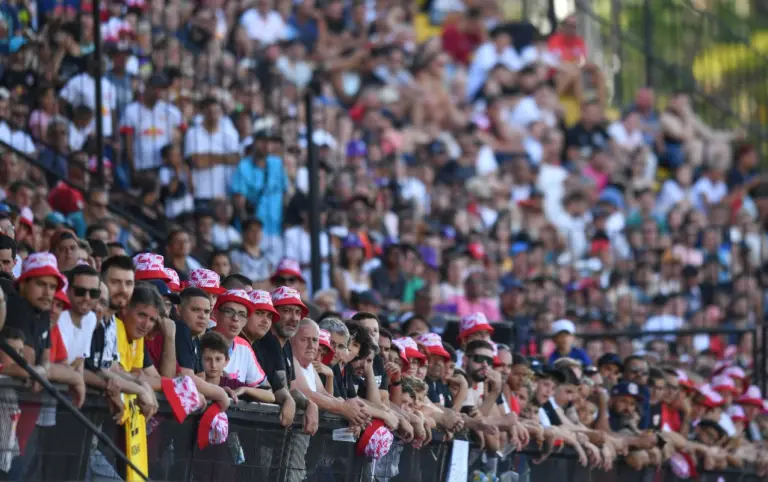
643;0;654;87
762;322;767;394
93;0;104;186
305;81;322;296
610;0;624;103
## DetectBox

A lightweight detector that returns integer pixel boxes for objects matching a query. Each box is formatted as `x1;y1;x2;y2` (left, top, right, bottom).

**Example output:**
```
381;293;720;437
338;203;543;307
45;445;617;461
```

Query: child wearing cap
201;331;275;403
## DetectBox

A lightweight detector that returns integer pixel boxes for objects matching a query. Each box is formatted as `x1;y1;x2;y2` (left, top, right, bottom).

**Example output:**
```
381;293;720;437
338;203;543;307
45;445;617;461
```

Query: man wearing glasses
212;289;267;387
58;264;100;366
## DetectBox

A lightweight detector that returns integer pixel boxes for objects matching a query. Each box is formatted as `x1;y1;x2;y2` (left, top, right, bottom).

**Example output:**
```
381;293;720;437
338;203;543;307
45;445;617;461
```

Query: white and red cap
727;405;747;423
677;370;696;391
19;207;33;229
458;312;495;340
723;366;747;382
393;337;426;362
188;268;226;295
133;253;171;281
215;289;257;315
197;404;229;450
271;286;309;318
270;258;305;285
697;384;725;409
17;252;66;290
248;290;280;321
712;360;730;376
164;268;181;292
736;385;763;408
669;452;698;479
416;333;450;359
318;329;335;365
161;375;205;424
711;375;737;394
356;419;394;459
54;278;70;310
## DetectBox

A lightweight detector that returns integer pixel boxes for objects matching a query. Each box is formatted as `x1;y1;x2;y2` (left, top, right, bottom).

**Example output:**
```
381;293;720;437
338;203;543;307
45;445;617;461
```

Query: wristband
391;380;401;387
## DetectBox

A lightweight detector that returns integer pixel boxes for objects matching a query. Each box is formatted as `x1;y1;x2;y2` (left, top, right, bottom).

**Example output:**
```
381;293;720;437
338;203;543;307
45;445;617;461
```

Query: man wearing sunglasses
58;264;100;366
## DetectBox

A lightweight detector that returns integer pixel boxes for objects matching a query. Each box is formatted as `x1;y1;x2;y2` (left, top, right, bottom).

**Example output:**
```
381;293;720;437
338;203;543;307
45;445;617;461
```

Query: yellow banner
124;394;148;482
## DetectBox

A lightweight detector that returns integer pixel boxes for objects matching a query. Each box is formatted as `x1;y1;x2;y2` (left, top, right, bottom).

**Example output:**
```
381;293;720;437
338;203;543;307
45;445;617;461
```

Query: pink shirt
583;166;609;191
452;296;501;321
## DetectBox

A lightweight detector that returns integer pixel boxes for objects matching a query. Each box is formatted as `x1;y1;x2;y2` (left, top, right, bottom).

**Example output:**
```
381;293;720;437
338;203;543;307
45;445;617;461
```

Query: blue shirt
548;347;592;367
229;155;287;236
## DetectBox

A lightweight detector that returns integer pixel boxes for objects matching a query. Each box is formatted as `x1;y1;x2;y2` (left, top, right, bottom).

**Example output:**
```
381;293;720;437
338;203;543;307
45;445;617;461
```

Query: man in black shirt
565;100;609;163
242;289;297;427
174;287;210;375
350;312;390;401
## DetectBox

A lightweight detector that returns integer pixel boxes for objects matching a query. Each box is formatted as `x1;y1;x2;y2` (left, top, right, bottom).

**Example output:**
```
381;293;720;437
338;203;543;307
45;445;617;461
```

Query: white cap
552;319;576;335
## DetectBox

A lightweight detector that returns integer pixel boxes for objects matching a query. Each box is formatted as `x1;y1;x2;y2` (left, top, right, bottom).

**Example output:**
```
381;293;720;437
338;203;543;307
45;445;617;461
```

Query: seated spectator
200;331;275;403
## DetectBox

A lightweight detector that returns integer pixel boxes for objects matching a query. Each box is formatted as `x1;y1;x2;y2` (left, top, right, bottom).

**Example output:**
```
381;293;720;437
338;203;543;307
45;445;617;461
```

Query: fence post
304;80;323;296
643;0;654;87
92;0;105;186
610;0;623;102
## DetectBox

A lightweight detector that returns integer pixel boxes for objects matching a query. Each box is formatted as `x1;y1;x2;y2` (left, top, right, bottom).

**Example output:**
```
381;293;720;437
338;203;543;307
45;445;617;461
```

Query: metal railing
0;380;762;482
575;0;768;149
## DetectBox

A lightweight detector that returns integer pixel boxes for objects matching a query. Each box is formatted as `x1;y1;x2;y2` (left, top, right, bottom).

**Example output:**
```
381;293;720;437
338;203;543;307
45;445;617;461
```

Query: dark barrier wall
1;381;762;482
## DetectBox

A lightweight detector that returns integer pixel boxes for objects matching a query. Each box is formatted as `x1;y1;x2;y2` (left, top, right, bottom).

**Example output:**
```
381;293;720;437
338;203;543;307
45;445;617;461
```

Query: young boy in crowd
200;331;275;404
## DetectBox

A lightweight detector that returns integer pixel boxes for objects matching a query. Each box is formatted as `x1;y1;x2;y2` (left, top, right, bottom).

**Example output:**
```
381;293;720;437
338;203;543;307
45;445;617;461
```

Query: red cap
458;313;495;340
318;329;335;365
133;253;171;282
355;419;394;459
393;337;426;362
197;404;229;450
161;376;204;424
215;290;257;315
270;286;309;318
468;242;486;260
736;385;763;408
164;268;181;292
270;258;305;285
54;288;71;311
16;252;66;291
188;268;226;295
711;375;737;394
416;333;450;359
248;290;280;321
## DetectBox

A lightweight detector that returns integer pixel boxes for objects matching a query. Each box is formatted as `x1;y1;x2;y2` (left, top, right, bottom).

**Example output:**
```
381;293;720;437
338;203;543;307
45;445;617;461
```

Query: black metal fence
0;380;762;482
574;0;768;149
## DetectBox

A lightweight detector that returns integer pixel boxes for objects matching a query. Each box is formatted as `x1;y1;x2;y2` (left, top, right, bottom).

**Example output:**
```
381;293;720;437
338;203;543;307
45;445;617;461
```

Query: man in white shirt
120;74;183;173
240;0;287;45
467;27;522;100
183;97;240;203
691;163;728;213
59;265;101;365
8;103;35;156
59;55;118;139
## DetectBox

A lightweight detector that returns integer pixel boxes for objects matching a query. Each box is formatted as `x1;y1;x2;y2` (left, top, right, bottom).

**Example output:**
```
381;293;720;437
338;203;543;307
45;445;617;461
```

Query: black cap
597;353;623;371
88;239;109;258
148;280;181;305
148;73;170;88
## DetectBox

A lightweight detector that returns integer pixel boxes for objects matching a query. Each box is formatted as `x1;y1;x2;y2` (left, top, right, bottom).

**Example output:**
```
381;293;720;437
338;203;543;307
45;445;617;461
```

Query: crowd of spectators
0;0;768;479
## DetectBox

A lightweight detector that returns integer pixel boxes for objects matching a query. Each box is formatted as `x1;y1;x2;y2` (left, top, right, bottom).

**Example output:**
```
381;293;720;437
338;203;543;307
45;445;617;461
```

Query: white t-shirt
691;177;727;212
184;123;240;200
0;121;11;145
283;226;331;293
224;336;267;386
507;97;541;129
120;101;183;170
59;74;118;137
240;9;287;45
607;121;644;150
69;122;93;151
212;224;243;251
10;129;35;155
644;315;684;342
298;361;318;392
467;43;523;99
57;311;98;364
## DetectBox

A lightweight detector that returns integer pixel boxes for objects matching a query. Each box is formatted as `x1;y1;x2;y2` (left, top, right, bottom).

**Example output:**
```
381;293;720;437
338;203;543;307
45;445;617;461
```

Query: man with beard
609;381;645;433
242;290;297;428
259;286;318;432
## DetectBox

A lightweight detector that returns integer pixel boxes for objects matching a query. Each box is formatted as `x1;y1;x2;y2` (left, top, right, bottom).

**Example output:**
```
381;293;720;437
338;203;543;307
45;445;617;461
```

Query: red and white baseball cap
697;384;725;409
270;258;305;285
669;452;698;479
214;289;256;315
318;329;335;365
723;366;747;382
416;333;450;359
188;268;226;295
162;375;205;424
271;286;309;318
356;418;394;459
197;404;229;450
394;337;426;362
18;207;33;229
711;375;737;394
17;252;66;290
677;370;696;391
458;312;495;340
164;268;181;292
736;385;763;408
133;253;171;281
727;405;747;423
248;290;280;321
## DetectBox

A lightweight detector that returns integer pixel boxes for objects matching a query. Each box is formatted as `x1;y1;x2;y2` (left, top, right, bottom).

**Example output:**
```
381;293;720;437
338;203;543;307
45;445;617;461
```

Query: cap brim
273;298;309;319
135;270;172;282
458;324;495;340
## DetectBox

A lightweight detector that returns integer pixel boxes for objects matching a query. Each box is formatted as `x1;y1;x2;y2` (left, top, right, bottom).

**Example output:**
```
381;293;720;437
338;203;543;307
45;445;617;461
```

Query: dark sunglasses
73;286;101;299
470;354;494;366
276;277;299;285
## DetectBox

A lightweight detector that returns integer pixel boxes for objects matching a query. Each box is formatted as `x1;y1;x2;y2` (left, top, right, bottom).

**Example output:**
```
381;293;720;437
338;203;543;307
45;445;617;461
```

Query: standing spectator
230;218;272;286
